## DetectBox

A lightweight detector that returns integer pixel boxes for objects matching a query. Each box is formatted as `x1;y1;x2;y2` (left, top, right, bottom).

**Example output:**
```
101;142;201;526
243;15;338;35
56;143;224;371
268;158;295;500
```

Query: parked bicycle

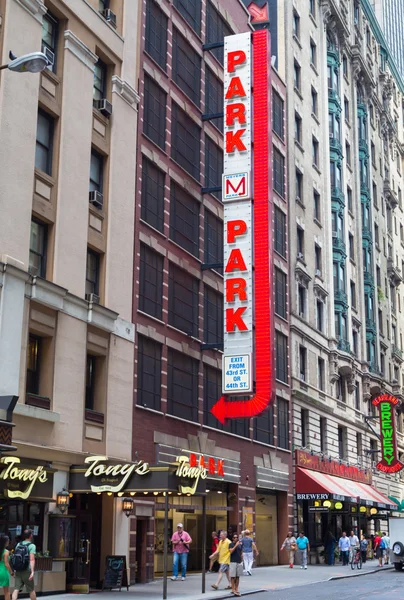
350;547;362;570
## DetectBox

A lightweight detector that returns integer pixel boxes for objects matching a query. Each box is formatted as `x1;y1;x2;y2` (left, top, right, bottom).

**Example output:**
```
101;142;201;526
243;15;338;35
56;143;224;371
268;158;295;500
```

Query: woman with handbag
229;533;243;597
280;532;297;568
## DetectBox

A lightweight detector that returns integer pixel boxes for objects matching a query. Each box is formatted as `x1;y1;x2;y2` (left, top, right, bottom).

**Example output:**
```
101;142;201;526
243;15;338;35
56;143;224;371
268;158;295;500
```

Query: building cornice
64;30;97;71
15;0;47;23
111;75;140;108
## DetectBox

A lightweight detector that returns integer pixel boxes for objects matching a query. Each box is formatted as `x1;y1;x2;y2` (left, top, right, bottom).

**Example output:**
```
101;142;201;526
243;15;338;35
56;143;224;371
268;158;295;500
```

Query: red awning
296;467;397;510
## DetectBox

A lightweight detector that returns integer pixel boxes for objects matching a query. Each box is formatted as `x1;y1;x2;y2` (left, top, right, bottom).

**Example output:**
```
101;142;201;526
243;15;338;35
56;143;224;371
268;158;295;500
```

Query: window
206;1;232;64
204;367;249;436
318;358;325;390
275;332;288;382
172;29;201;105
204;211;223;270
41;11;58;73
205;135;223;199
254;406;274;445
273;148;285;196
275;268;287;318
373;182;378;207
171;103;200;180
26;335;41;395
378;309;383;334
298;285;306;317
371;142;376;166
344;96;349;121
35;110;53;175
338;426;347;458
299;346;307;380
314;190;321;221
168;264;199;336
295;112;302;144
374;223;379;246
315;244;322;273
294;61;301;91
137;335;162;410
170;182;200;256
350;280;356;308
293;10;300;38
205;67;223;131
309;0;315;17
93;59;107;102
301;408;308;447
167;349;198;421
85;354;97;411
347;186;353;212
312;136;319;167
320;416;326;451
277;398;289;450
144;75;166;150
352;329;358;355
345;142;351;167
310;39;317;67
274;207;286;256
311;87;318;116
29;220;47;278
376;265;381;287
141;157;165;232
86;249;100;297
173;0;201;34
349;233;354;260
90;149;103;193
316;300;323;332
297;226;304;257
272;91;284;139
204;286;223;346
145;0;167;69
342;55;348;79
139;244;163;319
296;169;303;201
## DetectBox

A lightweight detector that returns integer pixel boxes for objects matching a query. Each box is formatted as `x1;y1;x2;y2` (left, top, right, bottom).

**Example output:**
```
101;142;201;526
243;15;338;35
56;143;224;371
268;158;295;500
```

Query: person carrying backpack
11;529;36;600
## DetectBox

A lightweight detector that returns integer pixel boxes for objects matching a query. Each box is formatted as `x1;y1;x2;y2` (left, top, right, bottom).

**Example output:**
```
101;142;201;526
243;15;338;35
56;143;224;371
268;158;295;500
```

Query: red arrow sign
247;2;269;24
211;29;272;425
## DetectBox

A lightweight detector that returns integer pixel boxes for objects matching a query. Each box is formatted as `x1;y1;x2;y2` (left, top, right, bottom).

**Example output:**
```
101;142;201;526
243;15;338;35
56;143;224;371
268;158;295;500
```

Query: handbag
290;542;297;551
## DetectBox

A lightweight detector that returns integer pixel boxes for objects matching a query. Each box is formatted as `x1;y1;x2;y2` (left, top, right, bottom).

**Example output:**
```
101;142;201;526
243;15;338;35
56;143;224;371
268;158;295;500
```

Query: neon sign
372;394;404;474
0;457;48;500
211;29;272;423
84;455;150;492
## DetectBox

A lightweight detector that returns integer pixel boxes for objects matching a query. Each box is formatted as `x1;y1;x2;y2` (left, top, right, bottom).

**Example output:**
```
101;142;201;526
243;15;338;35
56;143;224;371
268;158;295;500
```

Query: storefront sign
84;455;150;493
212;28;273;422
156;445;238;484
296;493;330;501
295;450;372;484
372;394;404;474
0;456;48;499
175;456;208;495
309;506;329;512
189;453;224;477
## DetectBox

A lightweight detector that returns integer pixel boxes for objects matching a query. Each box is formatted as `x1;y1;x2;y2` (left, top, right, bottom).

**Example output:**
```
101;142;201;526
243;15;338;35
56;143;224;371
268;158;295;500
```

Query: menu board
102;555;129;591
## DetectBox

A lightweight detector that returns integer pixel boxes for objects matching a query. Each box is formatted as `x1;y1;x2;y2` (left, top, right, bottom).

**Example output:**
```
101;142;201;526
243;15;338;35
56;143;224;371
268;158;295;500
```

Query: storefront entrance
67;494;102;592
255;493;278;565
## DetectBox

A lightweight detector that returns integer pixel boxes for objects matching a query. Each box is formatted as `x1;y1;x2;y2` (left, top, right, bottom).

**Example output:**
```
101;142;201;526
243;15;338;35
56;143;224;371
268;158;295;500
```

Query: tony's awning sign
372;394;404;474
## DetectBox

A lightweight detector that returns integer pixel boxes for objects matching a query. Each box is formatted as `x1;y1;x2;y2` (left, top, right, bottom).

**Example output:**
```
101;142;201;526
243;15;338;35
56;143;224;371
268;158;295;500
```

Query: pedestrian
0;535;14;600
348;530;359;562
338;532;350;566
382;532;390;565
296;532;310;569
210;530;231;591
170;523;192;581
280;532;297;568
323;530;336;565
240;529;258;575
208;531;219;573
360;534;368;564
374;532;383;567
11;528;36;600
229;533;243;597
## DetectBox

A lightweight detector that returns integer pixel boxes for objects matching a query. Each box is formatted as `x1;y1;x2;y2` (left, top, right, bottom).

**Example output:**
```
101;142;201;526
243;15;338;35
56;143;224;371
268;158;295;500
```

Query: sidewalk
43;561;393;600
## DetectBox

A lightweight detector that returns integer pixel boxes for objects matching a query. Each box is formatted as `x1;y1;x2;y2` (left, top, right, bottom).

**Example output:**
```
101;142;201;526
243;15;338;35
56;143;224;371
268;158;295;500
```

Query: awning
296;467;397;510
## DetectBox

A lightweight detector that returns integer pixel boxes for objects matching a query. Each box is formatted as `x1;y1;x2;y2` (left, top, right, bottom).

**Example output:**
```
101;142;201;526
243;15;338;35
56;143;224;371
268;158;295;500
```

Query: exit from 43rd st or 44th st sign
223;355;251;391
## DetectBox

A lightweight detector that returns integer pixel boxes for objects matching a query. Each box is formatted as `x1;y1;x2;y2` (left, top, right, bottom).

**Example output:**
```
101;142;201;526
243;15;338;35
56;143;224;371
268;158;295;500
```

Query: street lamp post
0;51;48;74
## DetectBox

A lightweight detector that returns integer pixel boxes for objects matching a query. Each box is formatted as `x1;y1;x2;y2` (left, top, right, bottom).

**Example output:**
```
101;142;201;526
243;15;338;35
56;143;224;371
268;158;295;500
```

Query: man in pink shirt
171;523;192;581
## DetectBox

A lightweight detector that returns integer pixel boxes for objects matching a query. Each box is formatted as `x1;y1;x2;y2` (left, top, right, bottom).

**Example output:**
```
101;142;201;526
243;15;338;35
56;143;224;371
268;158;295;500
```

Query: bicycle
350;547;362;570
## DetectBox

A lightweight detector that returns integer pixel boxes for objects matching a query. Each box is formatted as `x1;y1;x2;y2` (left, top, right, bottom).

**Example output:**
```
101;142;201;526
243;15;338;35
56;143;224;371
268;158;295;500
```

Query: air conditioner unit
296;196;301;202
86;293;100;304
315;269;321;277
93;98;113;118
102;8;117;27
89;190;104;209
41;45;55;69
297;252;304;259
332;231;338;238
300;374;305;381
299;311;305;318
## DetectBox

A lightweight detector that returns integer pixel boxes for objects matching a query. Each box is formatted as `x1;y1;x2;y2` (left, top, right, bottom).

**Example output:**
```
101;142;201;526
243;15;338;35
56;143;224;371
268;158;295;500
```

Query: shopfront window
0;500;44;550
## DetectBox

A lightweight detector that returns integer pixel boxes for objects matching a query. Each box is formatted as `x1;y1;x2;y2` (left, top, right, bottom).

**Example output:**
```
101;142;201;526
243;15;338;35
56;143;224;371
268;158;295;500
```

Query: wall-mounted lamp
56;488;70;514
122;497;135;517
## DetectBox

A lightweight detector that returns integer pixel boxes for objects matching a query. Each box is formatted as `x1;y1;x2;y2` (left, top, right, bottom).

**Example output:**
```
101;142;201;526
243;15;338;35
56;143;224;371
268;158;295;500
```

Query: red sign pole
372;394;404;474
211;29;272;424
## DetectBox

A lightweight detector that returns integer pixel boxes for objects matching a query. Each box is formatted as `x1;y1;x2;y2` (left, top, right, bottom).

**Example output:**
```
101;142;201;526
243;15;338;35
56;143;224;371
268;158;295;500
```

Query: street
253;570;404;600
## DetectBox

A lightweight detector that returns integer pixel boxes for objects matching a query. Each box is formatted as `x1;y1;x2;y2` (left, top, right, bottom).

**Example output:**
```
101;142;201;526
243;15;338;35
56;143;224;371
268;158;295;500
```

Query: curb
328;564;394;581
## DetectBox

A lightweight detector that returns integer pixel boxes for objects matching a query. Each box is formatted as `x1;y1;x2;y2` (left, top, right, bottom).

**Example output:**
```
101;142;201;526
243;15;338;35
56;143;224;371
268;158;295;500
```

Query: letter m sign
223;172;250;202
